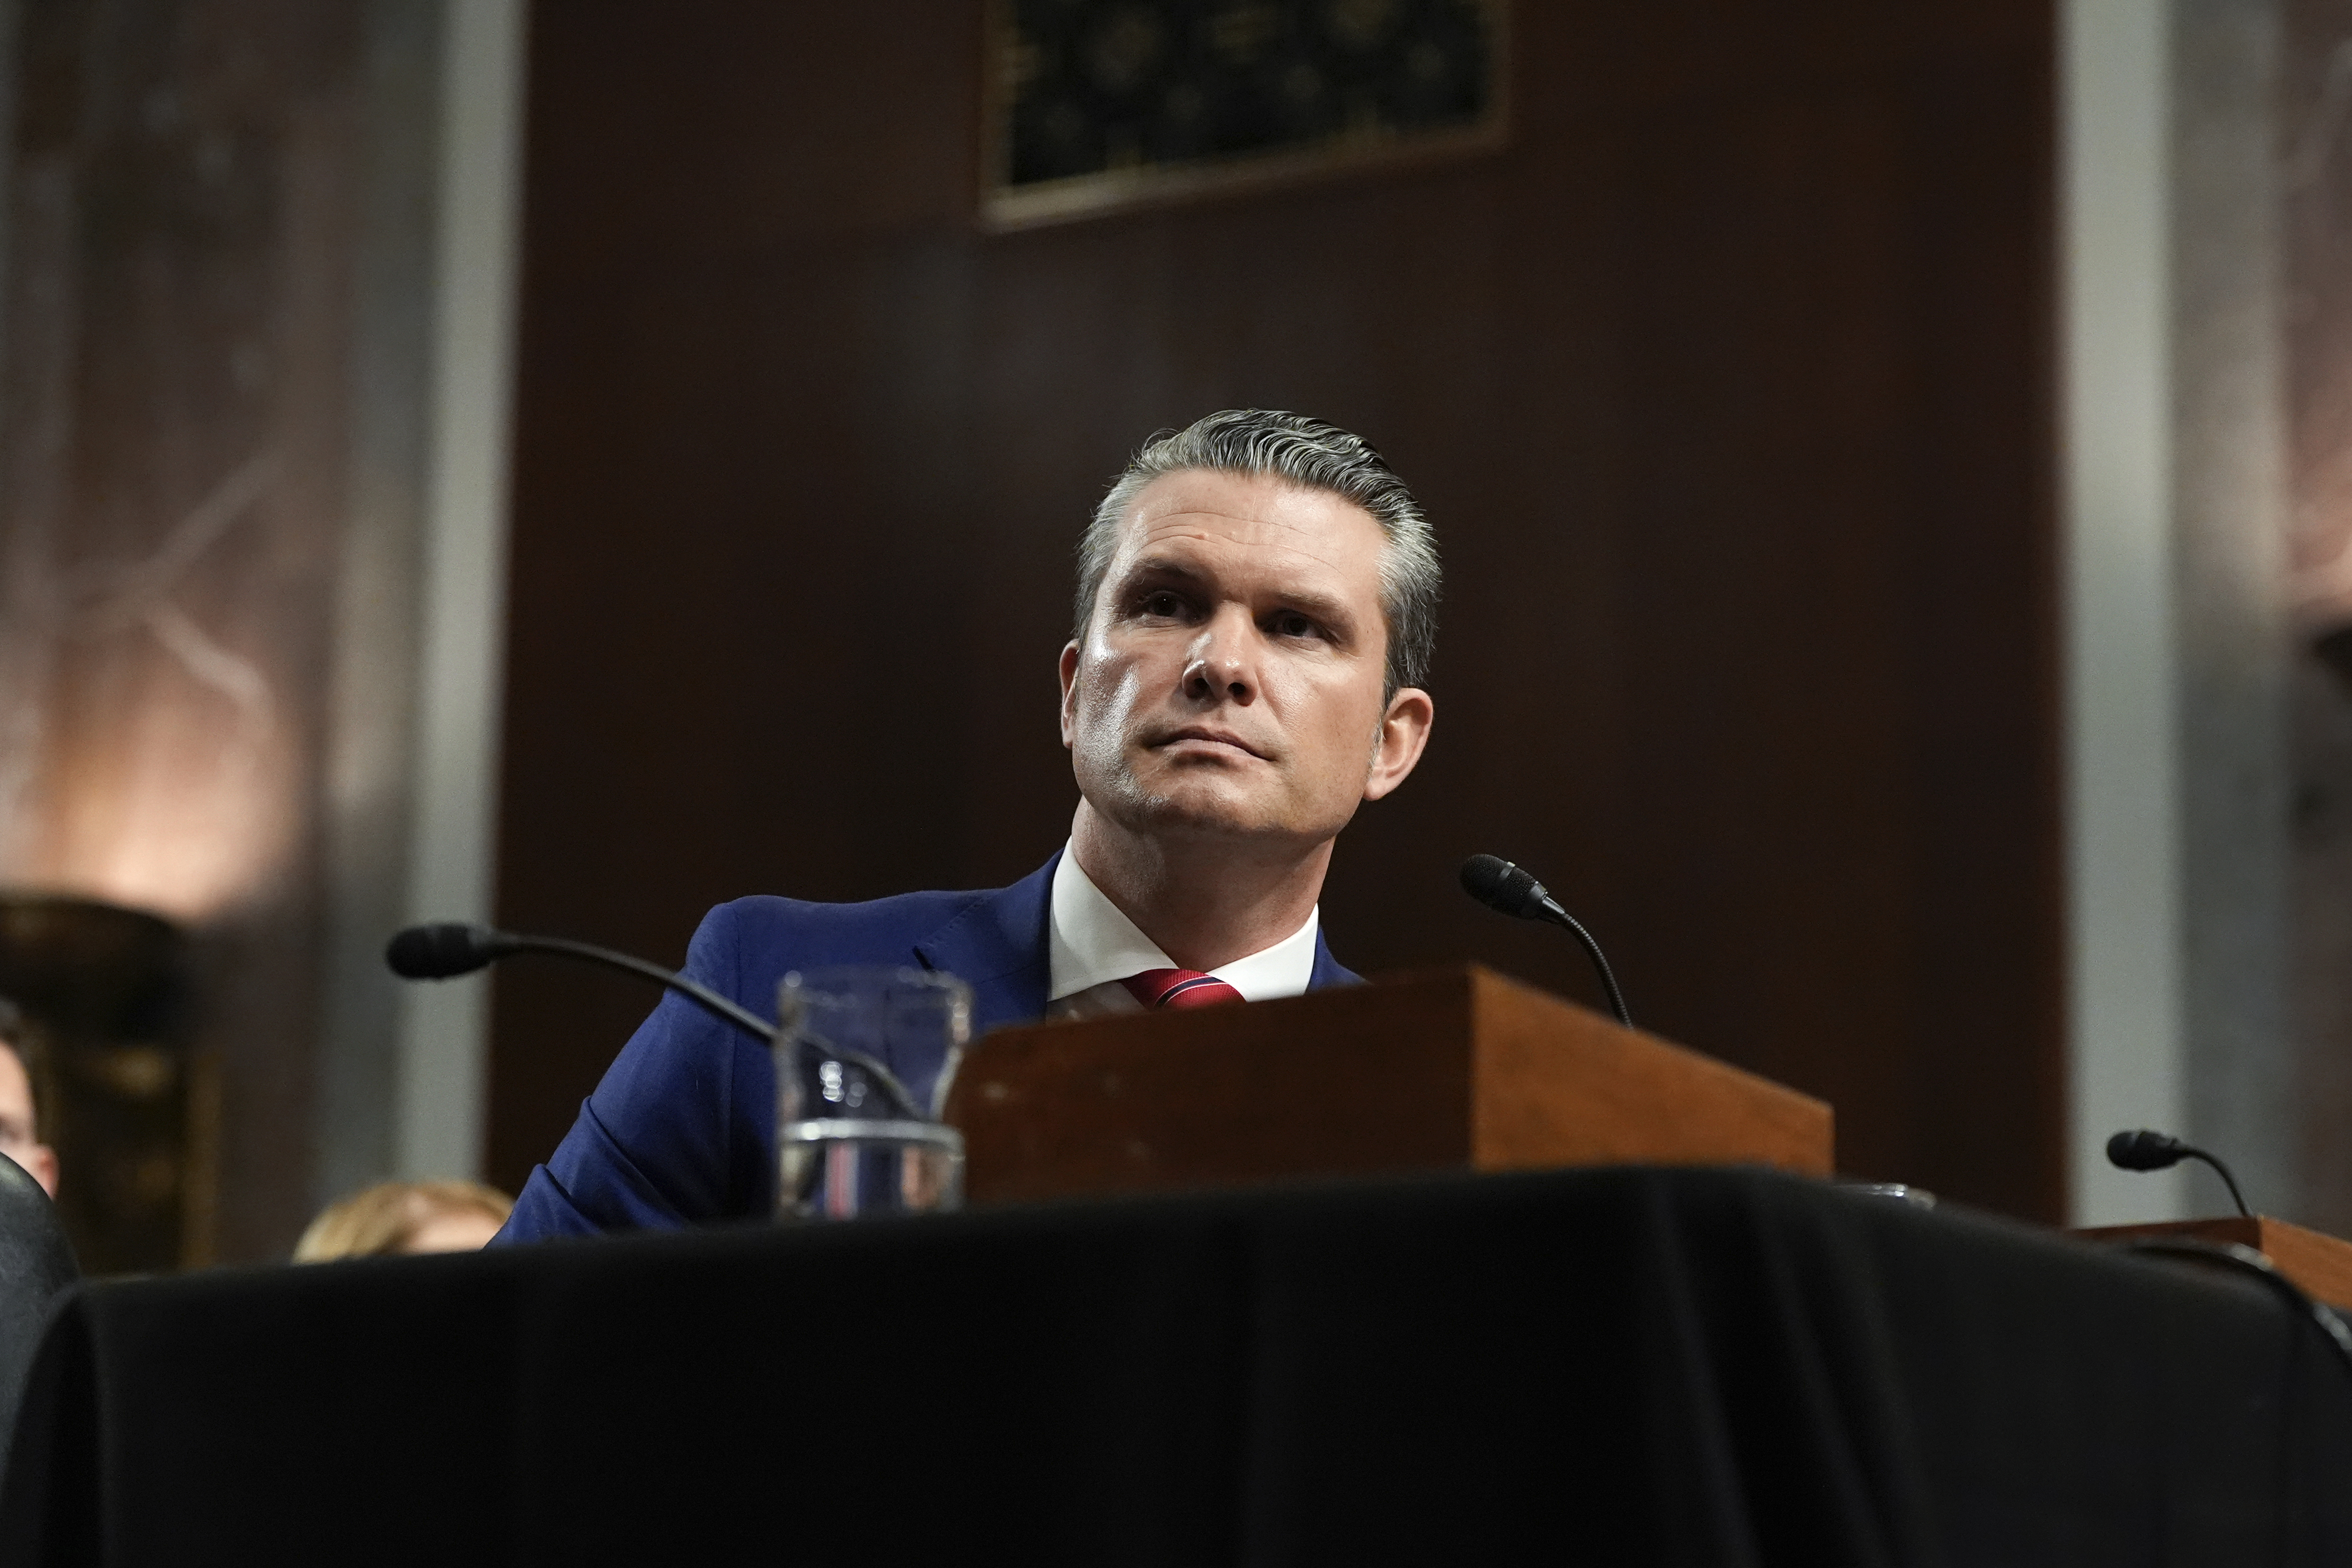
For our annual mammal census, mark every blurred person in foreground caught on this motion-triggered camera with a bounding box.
[294,1179,513,1262]
[0,999,58,1198]
[498,408,1439,1241]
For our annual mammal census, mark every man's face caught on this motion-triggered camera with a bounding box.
[1060,468,1431,848]
[0,1044,57,1198]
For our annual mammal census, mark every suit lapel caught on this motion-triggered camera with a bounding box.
[912,851,1057,1034]
[1308,928,1362,989]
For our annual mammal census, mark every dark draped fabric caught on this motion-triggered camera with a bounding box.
[2,1167,2348,1565]
[0,1153,74,1489]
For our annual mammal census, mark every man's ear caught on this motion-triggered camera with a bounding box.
[1058,641,1082,748]
[1363,686,1434,802]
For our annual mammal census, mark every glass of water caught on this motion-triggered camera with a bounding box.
[773,966,970,1221]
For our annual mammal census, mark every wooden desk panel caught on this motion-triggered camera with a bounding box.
[946,964,1834,1205]
[2076,1215,2352,1312]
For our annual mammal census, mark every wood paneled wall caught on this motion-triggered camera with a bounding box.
[493,2,2061,1217]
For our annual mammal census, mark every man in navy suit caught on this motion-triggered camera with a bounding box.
[498,410,1440,1239]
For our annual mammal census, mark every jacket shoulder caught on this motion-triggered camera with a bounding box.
[693,886,993,973]
[706,886,991,940]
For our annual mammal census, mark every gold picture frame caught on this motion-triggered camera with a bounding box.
[981,0,1511,232]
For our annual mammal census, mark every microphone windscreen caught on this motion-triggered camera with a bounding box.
[2106,1128,2186,1171]
[386,923,508,980]
[1460,854,1548,921]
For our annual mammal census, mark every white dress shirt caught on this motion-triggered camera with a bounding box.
[1045,842,1321,1019]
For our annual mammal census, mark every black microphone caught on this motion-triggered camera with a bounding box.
[2105,1127,2253,1218]
[1459,854,1633,1029]
[384,921,924,1119]
[386,922,522,979]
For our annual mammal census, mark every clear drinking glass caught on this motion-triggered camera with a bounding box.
[773,966,970,1221]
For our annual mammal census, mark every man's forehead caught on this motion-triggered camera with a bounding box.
[1113,471,1385,571]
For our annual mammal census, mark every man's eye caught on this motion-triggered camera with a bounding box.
[1139,591,1186,617]
[1271,612,1320,639]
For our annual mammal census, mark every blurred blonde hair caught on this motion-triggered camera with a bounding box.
[293,1179,513,1263]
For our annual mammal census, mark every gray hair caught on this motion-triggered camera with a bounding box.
[1074,410,1440,697]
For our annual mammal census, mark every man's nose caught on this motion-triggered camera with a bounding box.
[1183,607,1258,703]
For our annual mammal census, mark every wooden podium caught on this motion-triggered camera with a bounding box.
[943,963,1833,1205]
[2076,1216,2352,1312]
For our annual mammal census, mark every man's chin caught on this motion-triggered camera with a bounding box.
[1108,777,1287,840]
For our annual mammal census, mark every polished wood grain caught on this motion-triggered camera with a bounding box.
[2076,1215,2352,1313]
[944,963,1832,1204]
[1467,968,1833,1173]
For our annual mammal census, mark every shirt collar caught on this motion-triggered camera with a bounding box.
[1046,841,1321,1003]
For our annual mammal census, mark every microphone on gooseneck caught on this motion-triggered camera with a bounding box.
[2105,1128,2254,1218]
[385,922,524,980]
[384,920,925,1119]
[1459,855,1633,1030]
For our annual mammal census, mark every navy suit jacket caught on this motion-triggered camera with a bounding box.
[496,851,1361,1242]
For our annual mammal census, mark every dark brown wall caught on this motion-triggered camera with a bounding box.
[494,2,2061,1217]
[2286,0,2352,1236]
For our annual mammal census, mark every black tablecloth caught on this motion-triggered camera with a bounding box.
[0,1166,2347,1566]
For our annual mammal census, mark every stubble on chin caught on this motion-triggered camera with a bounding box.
[1083,741,1281,841]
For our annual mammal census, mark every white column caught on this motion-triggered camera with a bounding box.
[2062,0,2189,1223]
[394,0,527,1179]
[2171,0,2293,1225]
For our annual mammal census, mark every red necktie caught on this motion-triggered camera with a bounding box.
[1123,968,1245,1010]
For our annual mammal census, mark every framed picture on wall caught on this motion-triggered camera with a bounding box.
[982,0,1510,230]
